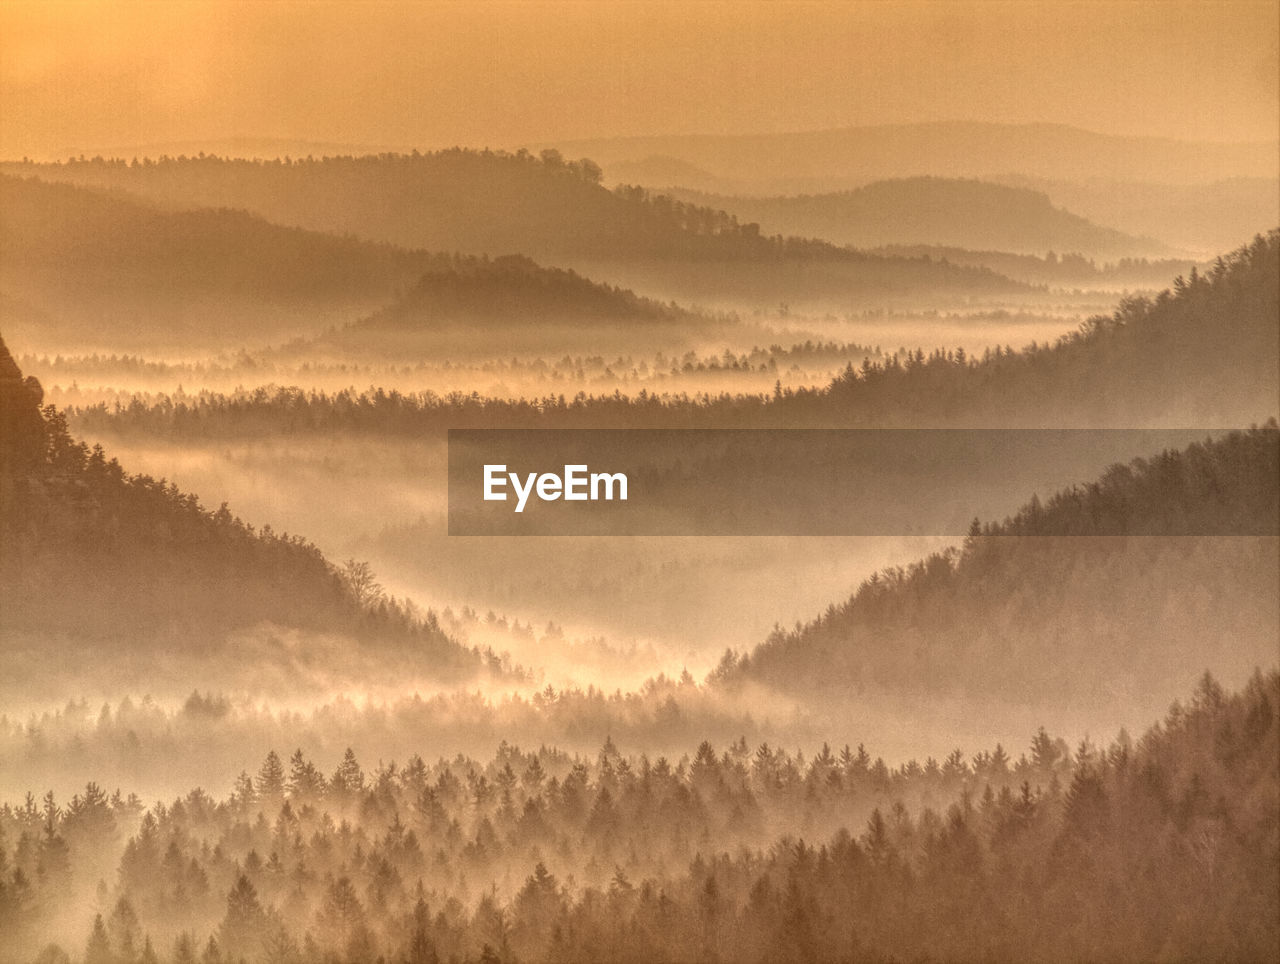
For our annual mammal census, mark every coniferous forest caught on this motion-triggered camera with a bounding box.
[1,4,1278,962]
[3,670,1276,964]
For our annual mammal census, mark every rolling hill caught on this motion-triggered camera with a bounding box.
[307,252,714,358]
[351,253,691,329]
[866,246,1200,288]
[0,152,868,262]
[661,178,1170,259]
[716,425,1279,717]
[0,174,430,351]
[79,232,1280,434]
[991,175,1280,258]
[0,153,1026,310]
[0,175,726,355]
[555,121,1279,191]
[760,231,1279,429]
[0,336,494,701]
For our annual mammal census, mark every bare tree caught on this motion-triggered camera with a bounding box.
[341,559,383,607]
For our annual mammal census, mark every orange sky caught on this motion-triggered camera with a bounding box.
[2,0,1277,158]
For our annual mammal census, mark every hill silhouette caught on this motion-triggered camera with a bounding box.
[991,175,1280,257]
[716,425,1279,709]
[80,232,1280,434]
[662,178,1169,258]
[0,175,728,355]
[0,151,855,262]
[0,152,1026,309]
[357,254,688,327]
[867,246,1199,288]
[304,252,713,358]
[0,174,430,351]
[0,336,493,701]
[556,121,1279,190]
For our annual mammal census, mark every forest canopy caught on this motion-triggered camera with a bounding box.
[1,671,1275,963]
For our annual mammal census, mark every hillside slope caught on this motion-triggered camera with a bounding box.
[305,252,714,358]
[0,336,491,701]
[992,175,1280,257]
[664,178,1168,258]
[867,246,1199,288]
[0,174,431,351]
[719,426,1279,710]
[0,175,723,355]
[0,153,1025,309]
[0,152,864,262]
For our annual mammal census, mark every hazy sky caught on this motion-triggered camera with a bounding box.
[2,1,1277,158]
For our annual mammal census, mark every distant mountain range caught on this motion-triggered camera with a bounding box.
[0,175,700,354]
[555,121,1279,188]
[0,155,1027,326]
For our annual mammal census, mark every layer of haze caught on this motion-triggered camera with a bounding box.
[2,0,1277,159]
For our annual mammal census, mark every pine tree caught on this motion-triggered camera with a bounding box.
[219,874,267,960]
[287,749,326,800]
[84,915,112,964]
[257,750,286,800]
[331,749,365,796]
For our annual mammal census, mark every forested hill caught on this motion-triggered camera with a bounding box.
[0,153,1014,282]
[74,232,1280,435]
[0,337,491,699]
[0,152,851,261]
[350,254,693,329]
[0,175,714,353]
[662,178,1168,258]
[0,175,429,348]
[717,425,1279,704]
[797,230,1279,427]
[867,245,1199,288]
[298,252,709,358]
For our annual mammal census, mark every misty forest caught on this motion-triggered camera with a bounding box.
[2,14,1280,961]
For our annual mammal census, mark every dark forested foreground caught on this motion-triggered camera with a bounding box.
[1,671,1275,963]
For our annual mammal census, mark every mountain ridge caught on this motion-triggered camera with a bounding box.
[657,177,1171,258]
[551,120,1280,186]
